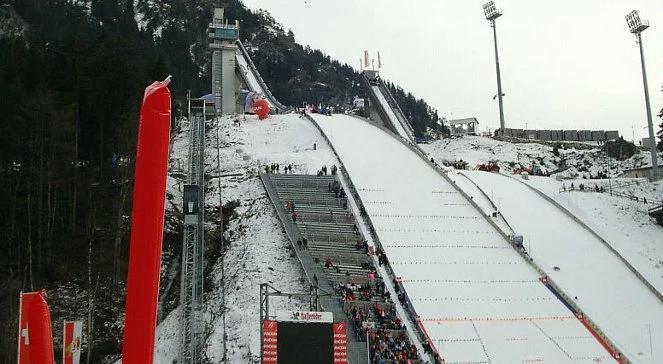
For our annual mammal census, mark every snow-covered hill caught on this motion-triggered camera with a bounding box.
[424,135,663,362]
[149,123,663,363]
[424,135,663,289]
[523,176,663,291]
[421,135,659,178]
[153,113,339,363]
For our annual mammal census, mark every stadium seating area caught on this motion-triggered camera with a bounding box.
[266,173,425,363]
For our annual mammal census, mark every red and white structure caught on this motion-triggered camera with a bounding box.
[17,290,55,364]
[62,321,82,364]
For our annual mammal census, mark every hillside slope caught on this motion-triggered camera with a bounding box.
[152,113,340,363]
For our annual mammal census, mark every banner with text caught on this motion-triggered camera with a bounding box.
[262,320,278,364]
[332,322,348,364]
[276,311,333,323]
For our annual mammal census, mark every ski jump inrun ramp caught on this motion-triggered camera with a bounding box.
[235,40,286,112]
[311,114,625,364]
[362,73,416,143]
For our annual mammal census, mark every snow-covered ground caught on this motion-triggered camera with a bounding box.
[524,176,663,293]
[424,135,663,363]
[424,136,663,293]
[446,171,516,235]
[149,119,661,363]
[421,135,660,178]
[312,114,615,363]
[153,113,339,363]
[460,170,663,363]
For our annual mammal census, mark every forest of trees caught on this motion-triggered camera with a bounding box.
[386,81,447,137]
[0,0,204,360]
[0,0,447,361]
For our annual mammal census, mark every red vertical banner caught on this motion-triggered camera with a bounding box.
[121,77,172,363]
[377,51,382,69]
[332,322,348,364]
[18,292,37,364]
[62,321,82,364]
[364,50,369,68]
[262,320,278,363]
[18,290,55,364]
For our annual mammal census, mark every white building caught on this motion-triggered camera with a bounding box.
[449,117,479,136]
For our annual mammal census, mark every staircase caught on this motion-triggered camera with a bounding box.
[262,173,421,363]
[268,174,375,282]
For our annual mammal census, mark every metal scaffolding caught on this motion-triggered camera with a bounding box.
[259,283,328,361]
[180,97,208,363]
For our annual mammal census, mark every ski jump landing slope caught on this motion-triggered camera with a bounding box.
[464,171,663,363]
[311,114,615,363]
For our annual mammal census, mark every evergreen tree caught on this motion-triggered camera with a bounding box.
[0,1,449,360]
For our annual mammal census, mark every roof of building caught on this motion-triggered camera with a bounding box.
[449,117,478,125]
[622,165,663,173]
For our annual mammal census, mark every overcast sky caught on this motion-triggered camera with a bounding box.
[241,0,663,141]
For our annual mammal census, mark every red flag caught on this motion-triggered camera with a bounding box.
[121,76,172,363]
[17,292,36,364]
[63,321,82,364]
[18,290,55,364]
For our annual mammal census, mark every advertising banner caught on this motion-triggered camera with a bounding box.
[332,322,348,364]
[276,311,333,323]
[262,320,278,364]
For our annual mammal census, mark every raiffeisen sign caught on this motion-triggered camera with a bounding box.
[276,311,333,323]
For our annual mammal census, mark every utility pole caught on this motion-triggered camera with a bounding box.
[484,1,506,131]
[626,10,658,179]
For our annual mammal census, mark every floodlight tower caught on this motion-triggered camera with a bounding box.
[626,10,658,178]
[483,1,506,131]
